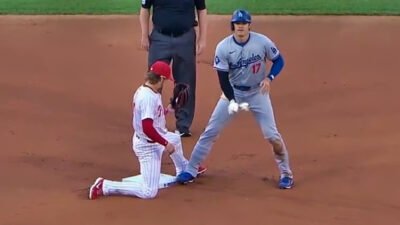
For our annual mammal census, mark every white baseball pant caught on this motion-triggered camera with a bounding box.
[102,131,188,199]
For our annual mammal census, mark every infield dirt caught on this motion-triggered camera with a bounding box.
[1,15,399,225]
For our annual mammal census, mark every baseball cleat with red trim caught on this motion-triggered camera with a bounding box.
[89,177,104,200]
[197,165,207,175]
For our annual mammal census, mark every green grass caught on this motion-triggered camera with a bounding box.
[0,0,399,15]
[0,0,138,14]
[208,0,400,15]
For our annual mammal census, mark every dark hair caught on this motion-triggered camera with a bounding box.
[145,71,162,84]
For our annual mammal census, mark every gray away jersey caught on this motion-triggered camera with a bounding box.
[213,32,280,87]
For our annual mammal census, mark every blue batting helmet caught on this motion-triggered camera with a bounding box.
[231,9,251,24]
[231,9,251,31]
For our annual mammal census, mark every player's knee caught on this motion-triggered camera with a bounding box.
[269,139,283,156]
[142,188,158,199]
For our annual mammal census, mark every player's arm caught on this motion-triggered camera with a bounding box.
[139,4,151,51]
[142,118,169,146]
[264,36,285,81]
[267,54,285,81]
[260,55,285,94]
[217,70,235,101]
[213,41,232,99]
[142,119,175,154]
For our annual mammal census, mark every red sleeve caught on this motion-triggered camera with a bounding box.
[142,119,169,146]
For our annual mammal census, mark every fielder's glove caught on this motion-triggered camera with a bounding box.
[170,83,189,110]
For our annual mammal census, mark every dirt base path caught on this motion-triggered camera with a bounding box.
[1,15,399,225]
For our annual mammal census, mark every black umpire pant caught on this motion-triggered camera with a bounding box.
[148,28,196,134]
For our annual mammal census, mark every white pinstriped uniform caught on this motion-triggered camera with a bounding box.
[133,85,168,138]
[101,85,188,199]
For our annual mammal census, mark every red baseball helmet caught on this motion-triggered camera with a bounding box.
[150,61,174,81]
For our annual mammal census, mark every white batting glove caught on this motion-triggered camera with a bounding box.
[228,99,239,115]
[239,102,249,111]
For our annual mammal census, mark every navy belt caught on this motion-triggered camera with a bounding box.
[233,84,260,91]
[233,85,251,91]
[136,134,155,143]
[156,28,190,37]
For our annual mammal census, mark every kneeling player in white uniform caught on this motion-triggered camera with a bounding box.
[88,61,205,199]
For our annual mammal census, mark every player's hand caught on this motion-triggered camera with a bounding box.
[164,143,175,155]
[239,102,249,111]
[228,99,239,114]
[260,78,271,94]
[196,38,206,55]
[164,104,175,115]
[141,35,150,51]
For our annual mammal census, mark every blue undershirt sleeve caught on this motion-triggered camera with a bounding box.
[267,54,285,81]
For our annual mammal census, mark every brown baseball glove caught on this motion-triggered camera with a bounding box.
[170,83,189,110]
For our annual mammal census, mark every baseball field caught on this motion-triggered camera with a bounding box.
[1,0,400,15]
[1,1,400,225]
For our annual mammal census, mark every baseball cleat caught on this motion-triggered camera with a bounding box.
[176,172,195,184]
[197,165,207,175]
[278,175,294,189]
[89,177,104,200]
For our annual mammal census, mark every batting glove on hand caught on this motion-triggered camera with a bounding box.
[228,99,239,115]
[239,102,249,111]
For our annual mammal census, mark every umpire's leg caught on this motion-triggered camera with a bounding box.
[171,29,197,134]
[148,29,174,75]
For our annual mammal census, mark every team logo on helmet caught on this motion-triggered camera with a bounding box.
[231,9,251,23]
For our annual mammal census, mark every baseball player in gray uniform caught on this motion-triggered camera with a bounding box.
[176,9,294,189]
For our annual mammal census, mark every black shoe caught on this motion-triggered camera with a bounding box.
[175,130,192,137]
